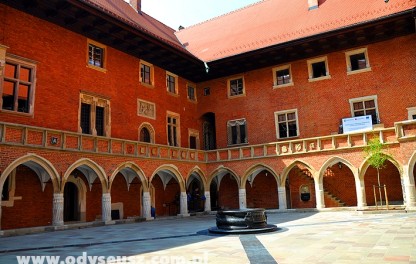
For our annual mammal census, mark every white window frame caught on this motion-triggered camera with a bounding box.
[1,53,37,115]
[166,71,178,95]
[307,56,331,82]
[167,111,180,147]
[188,128,200,149]
[227,76,245,98]
[140,60,154,87]
[274,109,299,139]
[273,64,294,88]
[349,95,379,124]
[87,39,107,72]
[345,47,371,75]
[79,92,111,137]
[138,122,155,143]
[187,82,197,102]
[227,118,248,146]
[407,107,416,120]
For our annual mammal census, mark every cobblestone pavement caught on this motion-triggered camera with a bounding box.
[1,211,415,263]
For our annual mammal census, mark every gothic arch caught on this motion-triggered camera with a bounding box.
[0,153,60,193]
[186,166,207,192]
[207,166,240,189]
[359,155,403,181]
[138,122,155,143]
[150,164,185,192]
[318,156,357,183]
[62,158,108,193]
[241,163,279,189]
[281,159,317,185]
[108,162,148,192]
[406,150,416,186]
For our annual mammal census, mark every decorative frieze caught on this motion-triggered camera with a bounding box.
[138,99,156,119]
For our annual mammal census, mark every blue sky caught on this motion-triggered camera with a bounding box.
[141,0,261,30]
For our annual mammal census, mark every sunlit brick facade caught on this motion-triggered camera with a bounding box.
[0,0,415,233]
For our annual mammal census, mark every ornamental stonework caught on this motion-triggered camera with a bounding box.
[138,99,156,119]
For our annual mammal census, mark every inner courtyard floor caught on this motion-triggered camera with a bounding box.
[1,211,415,264]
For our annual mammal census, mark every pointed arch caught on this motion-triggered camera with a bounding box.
[241,163,279,189]
[108,162,148,192]
[359,155,403,181]
[281,159,317,185]
[207,166,240,188]
[62,158,108,193]
[186,166,207,192]
[318,156,357,182]
[0,153,60,193]
[150,164,185,192]
[407,150,416,186]
[138,122,155,143]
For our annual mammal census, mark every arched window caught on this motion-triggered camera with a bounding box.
[140,127,151,143]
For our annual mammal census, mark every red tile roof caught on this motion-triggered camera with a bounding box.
[175,0,415,62]
[80,0,185,51]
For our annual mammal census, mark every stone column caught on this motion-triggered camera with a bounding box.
[142,191,152,220]
[52,193,64,226]
[403,165,416,209]
[355,172,367,209]
[102,193,112,223]
[239,188,247,209]
[314,179,325,209]
[278,186,287,210]
[204,191,211,212]
[179,192,190,216]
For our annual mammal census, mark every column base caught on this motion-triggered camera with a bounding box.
[145,217,155,221]
[177,213,190,217]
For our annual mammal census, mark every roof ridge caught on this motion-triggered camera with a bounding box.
[177,0,267,31]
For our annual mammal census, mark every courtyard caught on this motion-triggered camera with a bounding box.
[0,211,415,264]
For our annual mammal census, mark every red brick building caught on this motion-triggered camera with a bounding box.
[0,0,415,232]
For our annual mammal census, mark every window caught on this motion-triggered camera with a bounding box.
[1,55,36,114]
[87,39,106,71]
[307,56,330,81]
[166,72,178,94]
[273,65,293,88]
[275,110,299,139]
[188,129,199,149]
[228,76,245,97]
[1,169,17,207]
[203,87,210,96]
[187,84,196,102]
[167,112,180,146]
[345,48,371,74]
[407,107,416,120]
[79,92,111,136]
[349,95,379,124]
[2,176,10,201]
[140,60,154,86]
[140,127,151,143]
[227,119,248,145]
[138,123,155,143]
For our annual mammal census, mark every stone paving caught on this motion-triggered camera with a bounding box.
[0,211,415,263]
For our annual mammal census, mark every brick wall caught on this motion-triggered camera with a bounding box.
[287,168,316,209]
[0,4,199,148]
[218,175,239,209]
[246,171,278,209]
[151,176,180,217]
[323,165,357,206]
[111,174,142,219]
[197,35,416,148]
[364,160,403,205]
[2,166,53,230]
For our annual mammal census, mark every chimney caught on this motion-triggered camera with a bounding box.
[308,0,319,10]
[129,0,141,13]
